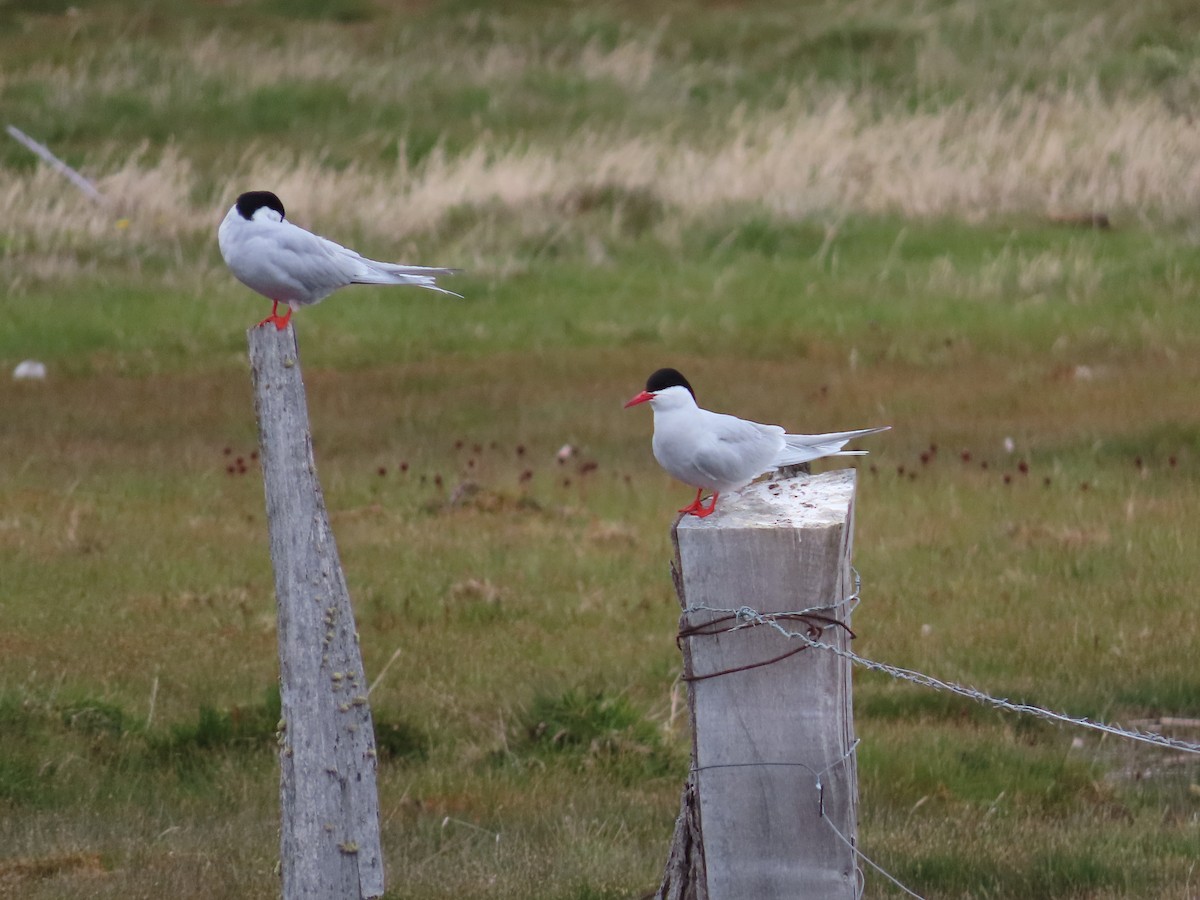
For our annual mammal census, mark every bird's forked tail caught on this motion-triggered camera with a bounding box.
[775,425,890,467]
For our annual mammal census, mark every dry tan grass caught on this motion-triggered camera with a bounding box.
[921,244,1112,303]
[4,85,1200,279]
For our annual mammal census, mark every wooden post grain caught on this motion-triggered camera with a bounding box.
[658,469,860,900]
[248,325,384,900]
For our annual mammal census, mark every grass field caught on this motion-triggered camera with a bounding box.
[2,1,1200,897]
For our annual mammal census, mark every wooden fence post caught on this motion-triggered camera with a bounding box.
[657,468,860,900]
[248,325,385,900]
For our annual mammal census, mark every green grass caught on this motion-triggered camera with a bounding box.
[2,1,1200,898]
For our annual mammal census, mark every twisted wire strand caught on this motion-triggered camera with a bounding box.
[682,595,1200,756]
[690,742,924,898]
[815,741,924,900]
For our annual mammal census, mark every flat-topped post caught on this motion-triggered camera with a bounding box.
[658,468,860,900]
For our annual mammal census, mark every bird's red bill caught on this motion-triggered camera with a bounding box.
[624,390,653,408]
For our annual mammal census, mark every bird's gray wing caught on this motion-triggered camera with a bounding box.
[256,224,362,303]
[690,413,782,487]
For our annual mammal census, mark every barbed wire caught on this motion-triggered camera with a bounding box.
[680,570,861,681]
[680,580,1200,756]
[677,571,1199,899]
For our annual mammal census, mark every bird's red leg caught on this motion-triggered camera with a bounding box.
[255,300,280,329]
[256,301,293,331]
[678,489,721,517]
[677,488,705,515]
[692,492,720,518]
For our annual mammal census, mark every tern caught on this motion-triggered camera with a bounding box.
[218,190,459,330]
[624,367,889,518]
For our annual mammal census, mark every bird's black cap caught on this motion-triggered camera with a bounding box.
[235,191,285,221]
[645,367,695,399]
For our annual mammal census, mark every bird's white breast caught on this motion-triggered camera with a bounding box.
[218,208,352,306]
[651,406,784,493]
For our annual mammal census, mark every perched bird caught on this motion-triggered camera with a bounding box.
[624,367,889,518]
[218,190,459,330]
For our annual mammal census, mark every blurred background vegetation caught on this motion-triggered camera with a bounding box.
[1,1,1199,897]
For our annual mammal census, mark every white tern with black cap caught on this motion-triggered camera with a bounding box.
[218,190,460,330]
[625,367,889,517]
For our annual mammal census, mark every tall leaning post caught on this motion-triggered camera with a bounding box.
[248,325,385,900]
[657,468,860,900]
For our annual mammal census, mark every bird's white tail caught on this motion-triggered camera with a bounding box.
[353,260,462,296]
[775,425,890,467]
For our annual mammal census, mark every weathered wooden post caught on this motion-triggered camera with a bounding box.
[248,325,384,900]
[657,468,860,900]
